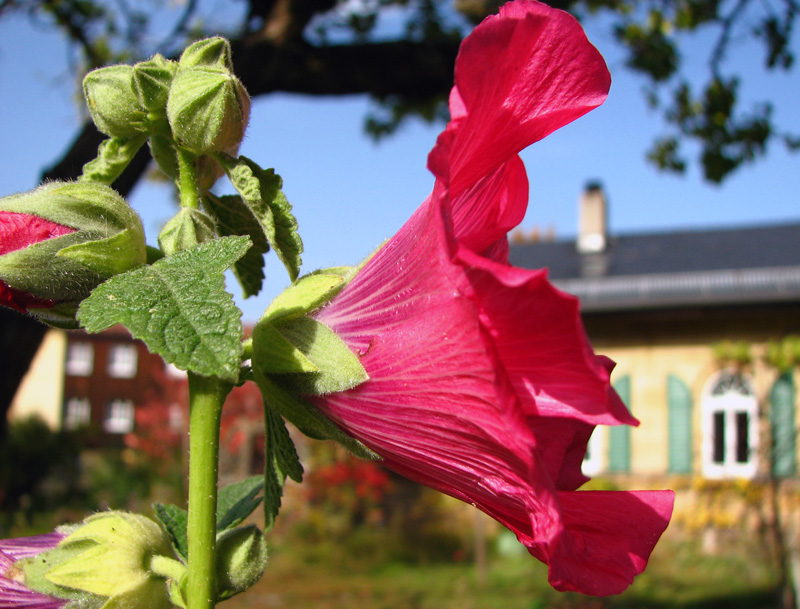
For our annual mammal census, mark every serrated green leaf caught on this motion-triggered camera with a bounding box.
[216,476,264,532]
[254,370,378,462]
[204,193,269,298]
[153,503,189,561]
[77,236,249,382]
[254,315,368,395]
[217,153,302,281]
[263,406,303,531]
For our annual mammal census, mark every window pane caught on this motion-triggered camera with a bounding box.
[104,399,134,434]
[713,411,725,463]
[64,397,90,430]
[736,412,749,463]
[108,344,137,379]
[65,343,93,376]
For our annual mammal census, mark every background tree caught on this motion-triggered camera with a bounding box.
[1,0,797,433]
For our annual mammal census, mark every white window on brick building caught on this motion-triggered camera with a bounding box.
[702,371,759,479]
[64,397,91,430]
[65,342,93,376]
[104,399,134,434]
[107,344,138,379]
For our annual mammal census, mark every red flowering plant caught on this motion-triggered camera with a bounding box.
[252,0,673,597]
[1,3,672,608]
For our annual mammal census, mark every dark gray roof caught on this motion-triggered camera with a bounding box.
[508,222,800,311]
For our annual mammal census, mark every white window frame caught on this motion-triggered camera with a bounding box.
[701,370,759,479]
[64,397,91,430]
[582,427,605,477]
[104,399,135,434]
[65,342,93,376]
[107,344,138,379]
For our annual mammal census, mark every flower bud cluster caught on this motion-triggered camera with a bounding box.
[83,37,250,165]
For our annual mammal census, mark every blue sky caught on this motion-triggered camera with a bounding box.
[1,7,798,322]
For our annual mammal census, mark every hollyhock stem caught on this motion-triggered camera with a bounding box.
[186,372,230,609]
[177,148,200,209]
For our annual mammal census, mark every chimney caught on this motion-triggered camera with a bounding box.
[577,181,607,254]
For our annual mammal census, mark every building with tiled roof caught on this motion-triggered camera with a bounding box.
[509,184,800,482]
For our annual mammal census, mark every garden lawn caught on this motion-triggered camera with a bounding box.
[226,533,777,609]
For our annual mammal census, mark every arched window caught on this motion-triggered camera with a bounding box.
[701,371,758,479]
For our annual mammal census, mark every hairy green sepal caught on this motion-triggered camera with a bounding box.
[83,65,148,139]
[158,207,216,256]
[0,181,146,302]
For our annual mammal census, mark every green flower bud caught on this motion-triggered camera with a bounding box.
[0,181,147,327]
[18,512,177,609]
[84,65,148,139]
[179,37,234,70]
[158,207,216,255]
[167,66,250,155]
[214,525,268,600]
[132,54,178,112]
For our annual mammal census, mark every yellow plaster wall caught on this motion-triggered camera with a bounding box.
[587,336,800,478]
[598,342,717,475]
[8,329,66,429]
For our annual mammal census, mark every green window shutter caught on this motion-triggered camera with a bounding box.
[770,372,796,477]
[607,375,631,472]
[667,374,694,474]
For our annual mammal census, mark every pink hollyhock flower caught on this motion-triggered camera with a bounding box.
[0,532,66,609]
[0,212,75,313]
[308,0,674,596]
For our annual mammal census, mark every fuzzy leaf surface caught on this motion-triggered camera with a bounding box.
[204,193,269,298]
[216,476,265,531]
[153,503,189,561]
[218,154,302,281]
[77,236,249,382]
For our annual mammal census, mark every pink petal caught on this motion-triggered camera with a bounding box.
[315,192,563,551]
[0,281,57,313]
[428,0,611,196]
[456,247,635,426]
[527,415,593,491]
[0,533,63,561]
[0,212,74,256]
[0,533,67,609]
[0,575,66,609]
[309,1,670,596]
[446,154,529,259]
[542,490,675,596]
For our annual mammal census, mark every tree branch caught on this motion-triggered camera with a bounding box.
[231,36,460,99]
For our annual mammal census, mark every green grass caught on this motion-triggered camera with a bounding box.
[226,530,777,609]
